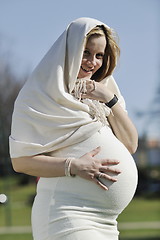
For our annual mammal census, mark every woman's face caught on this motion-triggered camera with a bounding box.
[77,35,106,79]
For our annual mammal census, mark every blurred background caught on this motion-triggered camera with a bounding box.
[0,0,160,239]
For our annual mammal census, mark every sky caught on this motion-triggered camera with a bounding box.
[0,0,159,139]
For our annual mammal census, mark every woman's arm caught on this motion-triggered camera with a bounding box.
[81,80,138,154]
[107,102,138,154]
[11,154,67,178]
[11,147,121,190]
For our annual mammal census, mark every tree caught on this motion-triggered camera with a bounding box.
[0,45,27,176]
[136,79,160,140]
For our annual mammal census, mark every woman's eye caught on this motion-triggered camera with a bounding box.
[96,53,104,59]
[83,50,90,55]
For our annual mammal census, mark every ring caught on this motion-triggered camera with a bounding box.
[97,172,103,179]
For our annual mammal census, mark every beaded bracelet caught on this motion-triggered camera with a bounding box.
[65,157,76,177]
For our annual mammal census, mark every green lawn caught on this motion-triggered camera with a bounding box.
[0,176,160,240]
[0,233,32,240]
[118,197,160,222]
[0,176,36,226]
[0,233,160,240]
[118,196,160,239]
[120,229,160,240]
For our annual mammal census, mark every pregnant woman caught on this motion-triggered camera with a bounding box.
[10,17,138,240]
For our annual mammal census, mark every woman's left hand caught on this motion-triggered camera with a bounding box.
[80,79,138,154]
[81,79,113,103]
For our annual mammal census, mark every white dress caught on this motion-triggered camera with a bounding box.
[31,125,138,240]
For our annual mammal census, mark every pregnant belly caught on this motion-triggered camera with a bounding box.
[40,126,138,216]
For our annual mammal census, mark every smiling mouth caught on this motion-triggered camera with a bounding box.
[81,66,94,73]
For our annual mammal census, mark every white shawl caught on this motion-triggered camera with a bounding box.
[9,17,126,158]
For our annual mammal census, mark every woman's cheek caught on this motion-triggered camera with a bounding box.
[96,60,103,71]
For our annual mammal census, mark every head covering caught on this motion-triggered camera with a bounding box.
[9,17,126,158]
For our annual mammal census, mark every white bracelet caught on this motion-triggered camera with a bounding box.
[65,157,76,177]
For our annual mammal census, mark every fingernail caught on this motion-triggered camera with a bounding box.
[112,178,117,182]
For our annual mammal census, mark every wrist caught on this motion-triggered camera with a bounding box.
[104,93,114,103]
[70,158,79,176]
[65,157,76,177]
[105,94,118,108]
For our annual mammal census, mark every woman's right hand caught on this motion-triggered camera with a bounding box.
[71,146,121,190]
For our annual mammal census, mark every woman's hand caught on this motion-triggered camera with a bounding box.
[79,79,138,154]
[71,146,121,190]
[81,79,114,103]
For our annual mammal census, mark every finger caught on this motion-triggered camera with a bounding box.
[81,93,87,96]
[97,172,118,182]
[85,79,93,84]
[87,81,95,92]
[101,159,120,165]
[81,93,94,98]
[92,177,108,190]
[81,93,88,99]
[101,166,121,174]
[89,146,101,157]
[101,173,118,182]
[91,80,96,92]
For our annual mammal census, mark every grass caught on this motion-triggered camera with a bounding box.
[120,229,160,239]
[0,230,160,240]
[118,197,160,222]
[118,196,160,239]
[0,176,35,226]
[0,232,159,240]
[0,176,160,240]
[0,233,32,240]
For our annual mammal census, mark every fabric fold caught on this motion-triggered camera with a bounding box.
[9,17,126,158]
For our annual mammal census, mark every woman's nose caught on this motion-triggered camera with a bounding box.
[87,56,96,66]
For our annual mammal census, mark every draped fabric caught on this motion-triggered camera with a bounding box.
[9,17,126,158]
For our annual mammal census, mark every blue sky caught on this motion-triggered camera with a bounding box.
[0,0,159,138]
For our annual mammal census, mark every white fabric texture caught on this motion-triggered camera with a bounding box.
[9,17,126,158]
[31,126,138,240]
